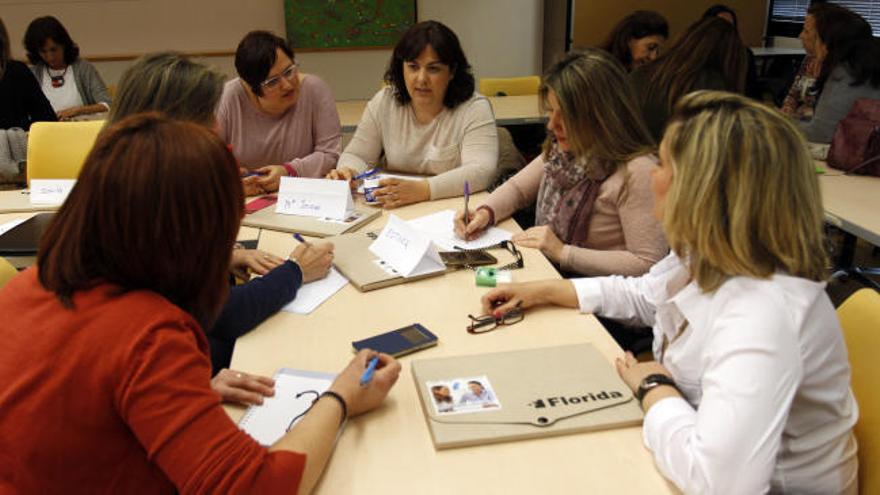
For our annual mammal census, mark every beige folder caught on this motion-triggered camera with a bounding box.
[329,230,451,292]
[412,344,643,450]
[242,206,380,238]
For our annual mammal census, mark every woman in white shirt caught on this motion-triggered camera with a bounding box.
[480,91,859,494]
[328,20,498,208]
[24,16,110,120]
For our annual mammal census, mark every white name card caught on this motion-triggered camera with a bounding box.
[30,179,76,205]
[369,214,444,277]
[276,177,353,221]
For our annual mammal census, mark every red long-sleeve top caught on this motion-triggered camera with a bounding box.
[0,268,305,493]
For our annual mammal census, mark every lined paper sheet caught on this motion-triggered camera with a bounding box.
[239,368,335,446]
[406,209,512,251]
[281,267,348,314]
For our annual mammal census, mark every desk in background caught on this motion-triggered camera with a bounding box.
[225,194,674,495]
[337,95,546,133]
[819,168,880,280]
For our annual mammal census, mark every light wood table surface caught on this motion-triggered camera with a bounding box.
[819,168,880,248]
[225,194,674,495]
[336,95,546,133]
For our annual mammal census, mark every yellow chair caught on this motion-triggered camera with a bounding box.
[26,120,105,185]
[0,257,18,289]
[837,288,880,494]
[479,76,541,97]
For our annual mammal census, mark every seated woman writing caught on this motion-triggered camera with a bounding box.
[217,31,342,194]
[0,114,400,493]
[456,49,667,278]
[109,52,334,390]
[480,91,858,494]
[24,16,111,120]
[328,20,499,208]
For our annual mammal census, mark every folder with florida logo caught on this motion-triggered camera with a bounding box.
[411,344,643,450]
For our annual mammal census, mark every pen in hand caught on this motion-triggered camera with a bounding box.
[293,232,310,247]
[360,356,380,386]
[463,181,470,226]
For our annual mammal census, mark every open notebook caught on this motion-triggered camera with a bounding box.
[239,368,335,446]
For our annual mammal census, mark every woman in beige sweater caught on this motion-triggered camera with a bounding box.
[456,49,667,277]
[328,21,498,208]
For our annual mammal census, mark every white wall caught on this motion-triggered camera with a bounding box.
[2,0,543,100]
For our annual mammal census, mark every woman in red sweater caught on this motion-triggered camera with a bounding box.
[0,114,400,493]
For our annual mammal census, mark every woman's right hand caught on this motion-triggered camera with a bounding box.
[289,241,334,283]
[481,280,579,314]
[454,207,491,241]
[328,350,401,418]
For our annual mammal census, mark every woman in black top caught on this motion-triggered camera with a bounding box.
[0,17,56,130]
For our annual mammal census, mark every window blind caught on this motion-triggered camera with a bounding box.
[770,0,880,35]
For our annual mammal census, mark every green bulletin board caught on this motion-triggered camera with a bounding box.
[285,0,416,50]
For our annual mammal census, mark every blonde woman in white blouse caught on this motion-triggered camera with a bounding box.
[480,91,858,494]
[327,21,498,208]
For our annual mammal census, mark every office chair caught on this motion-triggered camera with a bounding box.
[837,288,880,494]
[26,120,105,185]
[479,76,541,97]
[0,257,18,289]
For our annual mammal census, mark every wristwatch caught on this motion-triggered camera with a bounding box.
[635,374,680,404]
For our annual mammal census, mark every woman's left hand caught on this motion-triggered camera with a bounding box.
[372,178,430,209]
[615,351,674,394]
[230,248,285,279]
[211,369,276,406]
[512,226,565,263]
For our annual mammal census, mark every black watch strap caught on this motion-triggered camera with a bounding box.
[636,374,680,403]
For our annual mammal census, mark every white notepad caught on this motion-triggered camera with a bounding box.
[281,267,348,315]
[239,368,335,446]
[406,209,513,251]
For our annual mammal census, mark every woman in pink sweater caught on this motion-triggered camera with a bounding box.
[456,49,667,276]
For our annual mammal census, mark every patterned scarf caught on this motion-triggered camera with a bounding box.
[535,142,612,247]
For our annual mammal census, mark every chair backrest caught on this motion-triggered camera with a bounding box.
[0,257,18,289]
[837,288,880,494]
[26,120,105,185]
[479,76,541,97]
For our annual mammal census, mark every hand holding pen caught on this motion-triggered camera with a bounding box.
[326,350,402,419]
[453,181,492,241]
[289,233,335,283]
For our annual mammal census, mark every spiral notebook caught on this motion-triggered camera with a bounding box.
[238,368,335,446]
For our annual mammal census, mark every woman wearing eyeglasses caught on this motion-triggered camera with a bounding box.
[327,21,499,209]
[217,31,342,194]
[480,91,858,494]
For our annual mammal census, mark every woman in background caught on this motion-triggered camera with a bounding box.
[600,10,669,72]
[0,113,400,493]
[480,91,858,494]
[456,49,667,278]
[217,30,341,194]
[24,16,110,120]
[109,52,334,390]
[701,4,760,99]
[781,3,880,143]
[329,20,498,208]
[0,17,55,131]
[630,16,747,140]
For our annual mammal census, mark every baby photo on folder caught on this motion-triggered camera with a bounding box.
[275,177,354,221]
[368,214,445,277]
[412,344,644,450]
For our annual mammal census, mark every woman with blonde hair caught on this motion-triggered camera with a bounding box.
[479,91,858,494]
[456,49,667,277]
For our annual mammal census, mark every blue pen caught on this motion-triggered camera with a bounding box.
[293,233,311,249]
[360,356,380,386]
[353,167,379,181]
[242,171,261,178]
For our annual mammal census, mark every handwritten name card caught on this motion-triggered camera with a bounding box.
[369,215,444,277]
[29,179,76,205]
[276,177,353,221]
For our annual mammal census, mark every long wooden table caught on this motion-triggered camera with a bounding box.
[820,168,880,249]
[336,95,546,133]
[225,195,674,495]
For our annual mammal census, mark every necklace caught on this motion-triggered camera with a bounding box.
[49,66,68,88]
